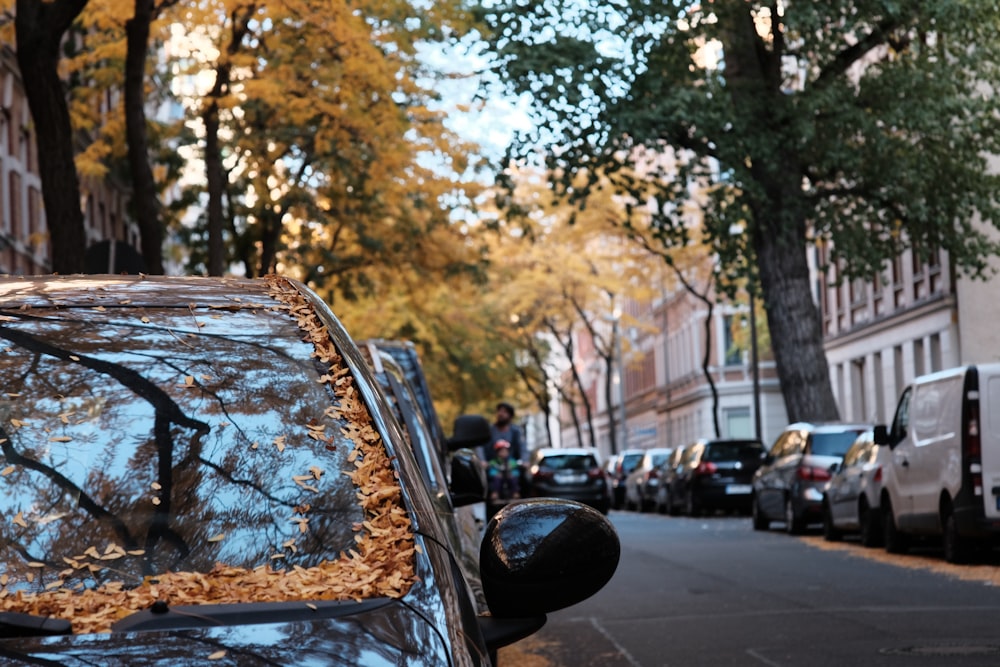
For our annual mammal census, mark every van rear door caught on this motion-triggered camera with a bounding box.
[979,367,1000,520]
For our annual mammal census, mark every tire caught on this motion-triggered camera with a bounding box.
[752,494,769,531]
[859,500,883,548]
[667,490,681,517]
[822,499,841,542]
[943,510,973,564]
[686,492,701,518]
[785,496,805,535]
[882,497,909,554]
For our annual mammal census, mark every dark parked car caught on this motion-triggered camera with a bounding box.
[753,422,871,534]
[661,439,766,516]
[610,448,646,509]
[0,275,620,665]
[526,447,612,514]
[623,447,673,512]
[654,445,688,514]
[821,430,886,546]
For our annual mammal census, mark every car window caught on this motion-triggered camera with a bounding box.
[810,430,866,457]
[651,452,671,467]
[540,454,598,470]
[620,453,643,473]
[706,442,764,461]
[891,387,913,440]
[0,280,416,633]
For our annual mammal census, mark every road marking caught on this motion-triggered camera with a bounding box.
[588,617,644,667]
[746,648,784,667]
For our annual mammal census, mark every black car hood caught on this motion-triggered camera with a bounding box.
[0,598,450,666]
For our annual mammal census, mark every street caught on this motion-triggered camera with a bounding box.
[501,511,1000,666]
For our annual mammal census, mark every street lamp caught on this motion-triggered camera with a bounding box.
[612,308,628,454]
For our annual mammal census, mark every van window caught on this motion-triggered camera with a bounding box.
[891,387,912,440]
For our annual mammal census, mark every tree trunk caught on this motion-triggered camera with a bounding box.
[753,216,840,423]
[15,0,89,274]
[203,100,225,275]
[124,0,164,274]
[718,0,840,423]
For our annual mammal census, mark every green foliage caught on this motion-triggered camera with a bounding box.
[479,0,1000,282]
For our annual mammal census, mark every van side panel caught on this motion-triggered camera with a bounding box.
[908,375,964,520]
[981,372,1000,521]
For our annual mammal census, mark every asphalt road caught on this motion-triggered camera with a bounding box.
[502,511,1000,667]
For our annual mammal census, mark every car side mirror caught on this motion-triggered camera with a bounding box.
[873,425,890,447]
[449,448,487,507]
[828,462,840,474]
[479,498,620,618]
[447,414,491,452]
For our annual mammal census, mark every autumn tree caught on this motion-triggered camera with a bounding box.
[478,0,1000,423]
[174,0,485,286]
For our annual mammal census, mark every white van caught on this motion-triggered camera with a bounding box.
[874,363,1000,563]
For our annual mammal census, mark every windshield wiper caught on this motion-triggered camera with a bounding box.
[111,597,395,633]
[0,612,71,639]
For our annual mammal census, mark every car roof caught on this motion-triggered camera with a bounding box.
[784,421,872,433]
[535,447,600,458]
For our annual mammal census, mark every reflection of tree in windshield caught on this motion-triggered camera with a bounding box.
[0,277,418,633]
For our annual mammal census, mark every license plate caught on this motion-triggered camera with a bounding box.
[555,473,587,485]
[725,484,752,495]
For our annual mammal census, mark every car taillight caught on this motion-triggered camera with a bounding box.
[966,390,983,496]
[796,465,831,482]
[533,468,554,482]
[873,466,882,483]
[647,468,660,480]
[695,462,717,476]
[588,467,604,479]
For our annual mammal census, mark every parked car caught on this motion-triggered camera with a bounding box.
[821,430,886,546]
[664,439,766,516]
[655,445,689,514]
[875,364,1000,563]
[0,275,620,665]
[752,422,871,534]
[610,448,646,510]
[526,447,612,514]
[623,447,674,512]
[362,341,487,610]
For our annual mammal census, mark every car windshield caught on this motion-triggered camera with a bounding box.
[620,453,643,472]
[706,442,765,461]
[651,453,671,467]
[0,277,416,633]
[541,454,598,470]
[811,430,866,457]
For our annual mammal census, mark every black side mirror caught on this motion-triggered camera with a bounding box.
[447,414,491,452]
[449,448,486,507]
[873,424,890,447]
[480,498,620,618]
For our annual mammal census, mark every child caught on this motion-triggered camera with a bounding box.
[487,439,520,501]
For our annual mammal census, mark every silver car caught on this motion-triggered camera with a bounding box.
[822,430,886,546]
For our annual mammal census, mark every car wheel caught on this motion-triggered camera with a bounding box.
[784,496,805,535]
[686,493,701,518]
[859,500,883,548]
[943,509,973,564]
[752,494,769,531]
[822,499,841,542]
[882,497,909,554]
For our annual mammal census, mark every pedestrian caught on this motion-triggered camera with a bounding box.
[489,401,524,463]
[487,439,521,501]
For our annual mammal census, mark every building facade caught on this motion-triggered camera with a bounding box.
[0,47,137,275]
[559,284,789,462]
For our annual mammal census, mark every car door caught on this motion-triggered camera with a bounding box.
[757,432,792,518]
[886,386,915,520]
[829,439,864,525]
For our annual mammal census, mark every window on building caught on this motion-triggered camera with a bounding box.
[724,407,752,439]
[722,315,742,366]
